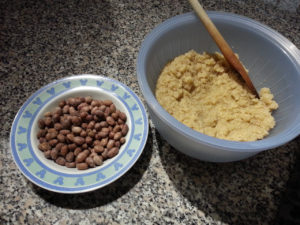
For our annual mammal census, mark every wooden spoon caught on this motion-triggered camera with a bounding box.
[188,0,259,98]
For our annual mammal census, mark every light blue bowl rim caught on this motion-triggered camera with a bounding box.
[137,11,300,153]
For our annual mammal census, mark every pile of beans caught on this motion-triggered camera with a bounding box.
[37,96,129,170]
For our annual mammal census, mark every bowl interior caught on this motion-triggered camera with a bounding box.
[140,12,300,141]
[31,86,132,174]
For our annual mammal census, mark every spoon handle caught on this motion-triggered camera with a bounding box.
[189,0,259,98]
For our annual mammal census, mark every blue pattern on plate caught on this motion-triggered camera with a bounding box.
[114,162,123,171]
[134,134,141,141]
[18,126,26,134]
[24,158,33,167]
[36,169,46,178]
[96,172,106,181]
[53,177,64,185]
[47,87,55,95]
[135,118,142,125]
[23,111,32,118]
[111,84,118,91]
[17,143,27,151]
[63,82,71,88]
[123,92,130,99]
[127,149,135,157]
[131,104,138,111]
[80,79,87,85]
[33,97,42,105]
[96,80,104,86]
[75,177,85,186]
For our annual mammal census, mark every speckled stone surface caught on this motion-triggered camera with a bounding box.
[1,0,300,224]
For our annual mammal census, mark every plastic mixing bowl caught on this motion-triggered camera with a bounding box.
[137,11,300,162]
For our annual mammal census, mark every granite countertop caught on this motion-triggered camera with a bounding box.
[1,0,300,224]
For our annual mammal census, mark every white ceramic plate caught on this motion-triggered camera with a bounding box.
[10,74,149,193]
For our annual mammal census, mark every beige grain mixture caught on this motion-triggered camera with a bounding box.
[155,50,278,141]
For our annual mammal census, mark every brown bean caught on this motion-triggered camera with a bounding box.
[101,127,110,133]
[52,113,60,123]
[72,126,82,134]
[52,107,62,116]
[60,145,69,156]
[73,136,85,145]
[68,143,77,151]
[107,147,119,158]
[91,107,98,115]
[79,111,87,119]
[94,145,104,153]
[48,128,57,133]
[85,157,95,168]
[54,123,63,131]
[37,129,47,138]
[71,116,82,125]
[61,118,71,129]
[77,162,88,170]
[100,137,108,147]
[93,155,103,166]
[113,132,122,141]
[103,100,113,106]
[109,131,115,139]
[65,162,76,168]
[87,121,95,129]
[85,96,93,103]
[98,131,108,138]
[38,119,45,129]
[113,125,121,133]
[101,148,109,159]
[75,152,86,163]
[44,117,53,127]
[50,149,58,160]
[45,132,57,141]
[49,139,58,147]
[76,150,89,163]
[44,150,51,159]
[55,143,64,151]
[99,105,106,112]
[56,157,66,166]
[85,136,93,146]
[111,112,119,120]
[91,100,99,107]
[62,105,70,114]
[107,139,115,150]
[59,100,66,108]
[95,110,104,118]
[121,124,129,136]
[82,143,88,149]
[110,104,116,113]
[57,134,65,143]
[39,137,46,143]
[74,147,82,156]
[80,105,90,113]
[85,114,93,122]
[66,133,74,142]
[117,118,125,125]
[38,142,51,151]
[65,152,75,162]
[106,116,115,126]
[99,121,108,128]
[67,97,76,106]
[44,111,52,117]
[120,137,126,144]
[60,129,70,135]
[104,107,111,116]
[114,141,120,148]
[119,112,127,122]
